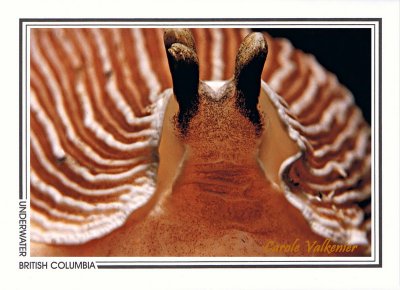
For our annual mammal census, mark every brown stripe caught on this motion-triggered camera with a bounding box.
[221,29,237,80]
[277,51,307,103]
[262,34,281,83]
[310,127,365,165]
[31,203,91,225]
[334,176,371,202]
[193,28,212,80]
[36,29,150,159]
[81,29,144,133]
[191,29,206,80]
[287,153,370,194]
[30,110,146,186]
[30,147,125,203]
[30,75,146,172]
[48,29,145,145]
[31,186,118,218]
[99,29,144,117]
[295,75,335,126]
[70,30,145,143]
[305,107,358,149]
[297,84,349,126]
[120,28,151,111]
[142,28,172,91]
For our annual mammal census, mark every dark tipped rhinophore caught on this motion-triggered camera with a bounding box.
[164,29,200,134]
[234,32,268,133]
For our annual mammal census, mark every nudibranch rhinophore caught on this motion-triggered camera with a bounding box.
[30,28,371,256]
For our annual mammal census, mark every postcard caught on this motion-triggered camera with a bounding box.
[17,19,381,269]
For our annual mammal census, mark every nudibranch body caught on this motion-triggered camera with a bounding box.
[29,28,371,256]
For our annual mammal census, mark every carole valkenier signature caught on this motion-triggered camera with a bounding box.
[264,239,359,255]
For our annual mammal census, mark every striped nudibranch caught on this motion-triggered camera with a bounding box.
[30,27,371,253]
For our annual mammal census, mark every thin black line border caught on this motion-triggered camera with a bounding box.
[19,18,382,269]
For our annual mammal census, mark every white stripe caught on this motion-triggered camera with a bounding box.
[77,76,157,151]
[31,209,126,244]
[308,54,327,84]
[30,34,139,166]
[111,29,144,108]
[315,206,364,227]
[286,76,355,135]
[31,170,124,212]
[53,29,81,69]
[211,28,224,80]
[289,76,318,115]
[105,76,155,125]
[306,155,371,191]
[132,29,162,102]
[287,53,327,116]
[31,133,153,184]
[308,127,370,177]
[31,197,87,222]
[92,29,153,125]
[333,183,371,204]
[341,207,365,227]
[315,206,337,215]
[282,185,368,245]
[33,35,156,155]
[72,29,155,139]
[31,178,154,244]
[52,29,158,138]
[91,29,112,72]
[30,91,65,159]
[289,93,354,135]
[268,39,295,91]
[313,109,363,158]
